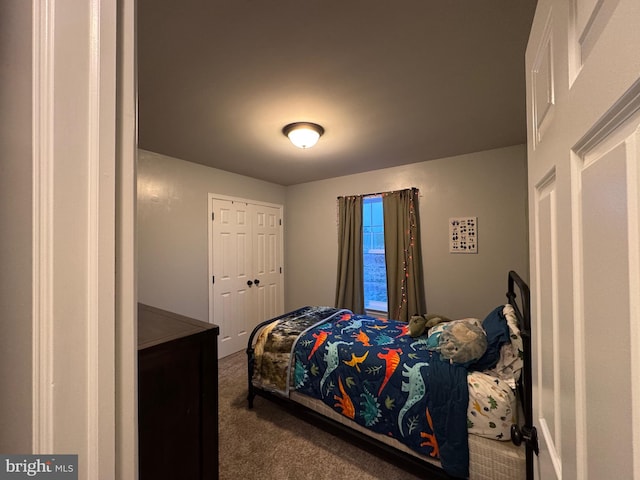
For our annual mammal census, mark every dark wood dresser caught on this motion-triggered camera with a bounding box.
[138,303,219,480]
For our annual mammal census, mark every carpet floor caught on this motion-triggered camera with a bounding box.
[218,350,443,480]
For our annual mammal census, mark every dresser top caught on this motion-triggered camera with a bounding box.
[138,303,219,350]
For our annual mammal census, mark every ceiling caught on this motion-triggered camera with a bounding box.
[137,1,537,186]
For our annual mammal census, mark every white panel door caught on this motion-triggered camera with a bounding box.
[526,1,640,479]
[211,198,253,358]
[209,196,284,358]
[252,204,283,322]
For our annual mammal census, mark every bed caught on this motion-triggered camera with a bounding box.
[246,271,536,479]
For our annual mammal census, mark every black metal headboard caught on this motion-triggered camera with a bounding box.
[506,270,538,480]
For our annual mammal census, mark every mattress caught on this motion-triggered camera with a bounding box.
[290,390,525,480]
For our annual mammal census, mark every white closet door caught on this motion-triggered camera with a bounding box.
[209,195,284,358]
[526,0,640,478]
[252,204,283,322]
[211,198,253,358]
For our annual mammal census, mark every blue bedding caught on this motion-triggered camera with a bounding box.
[292,312,470,478]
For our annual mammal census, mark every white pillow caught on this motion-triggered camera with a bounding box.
[467,371,517,440]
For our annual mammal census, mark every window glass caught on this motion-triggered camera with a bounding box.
[363,196,387,312]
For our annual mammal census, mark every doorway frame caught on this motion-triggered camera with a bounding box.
[31,0,137,477]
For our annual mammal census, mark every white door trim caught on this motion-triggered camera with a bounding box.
[31,1,135,478]
[208,193,283,211]
[32,0,55,453]
[87,1,117,475]
[115,0,139,477]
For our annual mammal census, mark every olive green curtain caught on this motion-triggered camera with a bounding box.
[335,195,365,313]
[383,188,426,321]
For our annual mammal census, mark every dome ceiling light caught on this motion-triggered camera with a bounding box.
[282,122,325,149]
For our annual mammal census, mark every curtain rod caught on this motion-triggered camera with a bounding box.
[337,187,419,200]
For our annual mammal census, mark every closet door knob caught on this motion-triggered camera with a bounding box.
[254,279,260,285]
[247,280,253,287]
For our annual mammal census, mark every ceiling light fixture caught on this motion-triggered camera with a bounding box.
[282,122,325,149]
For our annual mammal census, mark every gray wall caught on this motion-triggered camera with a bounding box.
[138,145,528,324]
[137,150,286,321]
[0,0,33,452]
[284,145,529,319]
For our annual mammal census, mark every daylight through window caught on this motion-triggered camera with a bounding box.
[363,196,387,313]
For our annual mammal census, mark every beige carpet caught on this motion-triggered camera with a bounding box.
[218,351,447,480]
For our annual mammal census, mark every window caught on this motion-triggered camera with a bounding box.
[362,196,387,312]
[336,188,423,320]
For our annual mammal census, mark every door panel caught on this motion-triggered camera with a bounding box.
[210,196,284,358]
[527,0,640,478]
[252,204,282,321]
[533,173,562,479]
[211,199,252,358]
[572,0,620,65]
[579,129,637,480]
[531,14,555,147]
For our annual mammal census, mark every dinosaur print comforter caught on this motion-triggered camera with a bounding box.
[290,311,470,478]
[251,308,479,478]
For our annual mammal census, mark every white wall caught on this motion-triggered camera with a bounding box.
[137,150,287,321]
[0,0,33,453]
[285,145,529,320]
[138,145,528,322]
